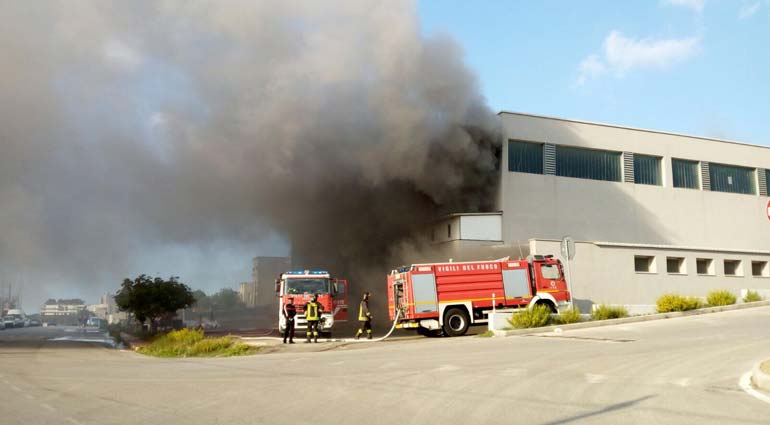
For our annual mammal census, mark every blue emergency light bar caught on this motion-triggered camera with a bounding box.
[285,270,329,275]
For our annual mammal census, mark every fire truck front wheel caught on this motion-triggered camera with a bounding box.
[442,308,470,337]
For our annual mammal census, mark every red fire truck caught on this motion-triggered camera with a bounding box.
[276,270,348,337]
[387,255,571,337]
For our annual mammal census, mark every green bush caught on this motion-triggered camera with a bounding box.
[591,305,628,320]
[138,328,256,357]
[656,293,702,313]
[743,290,763,303]
[507,305,552,329]
[706,290,736,306]
[556,307,582,324]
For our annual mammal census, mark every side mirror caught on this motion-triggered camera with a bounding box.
[275,279,281,294]
[332,282,339,296]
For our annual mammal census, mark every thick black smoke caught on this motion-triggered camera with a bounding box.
[0,1,500,308]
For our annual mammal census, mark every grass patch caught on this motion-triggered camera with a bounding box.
[507,305,552,329]
[743,290,763,303]
[706,290,736,307]
[656,293,702,313]
[591,305,628,320]
[555,307,582,324]
[477,330,495,338]
[138,328,257,358]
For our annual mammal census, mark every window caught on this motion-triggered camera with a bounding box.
[724,260,743,276]
[634,256,656,273]
[666,257,686,274]
[752,261,769,277]
[508,140,544,174]
[672,159,700,189]
[540,264,561,279]
[634,154,662,186]
[697,258,714,276]
[555,146,622,182]
[709,163,756,195]
[766,169,770,194]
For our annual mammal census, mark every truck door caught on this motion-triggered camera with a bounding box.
[332,279,348,321]
[410,273,438,314]
[534,263,566,293]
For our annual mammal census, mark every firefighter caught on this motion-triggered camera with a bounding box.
[282,297,297,344]
[355,292,373,340]
[304,293,323,343]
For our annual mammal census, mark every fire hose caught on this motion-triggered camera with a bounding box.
[350,307,401,343]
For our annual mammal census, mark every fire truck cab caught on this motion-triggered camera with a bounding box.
[276,270,348,337]
[387,255,571,337]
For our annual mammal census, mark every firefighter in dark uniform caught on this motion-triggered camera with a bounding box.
[355,292,373,340]
[305,293,323,343]
[282,297,297,344]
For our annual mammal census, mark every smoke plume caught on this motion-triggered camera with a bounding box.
[0,1,500,309]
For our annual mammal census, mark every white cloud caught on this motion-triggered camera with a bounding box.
[662,0,705,13]
[738,2,761,18]
[576,31,700,84]
[102,39,143,71]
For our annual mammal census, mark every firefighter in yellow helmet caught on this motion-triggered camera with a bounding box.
[355,292,373,340]
[304,293,323,343]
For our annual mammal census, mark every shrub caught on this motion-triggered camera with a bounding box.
[706,290,736,307]
[743,290,763,303]
[138,328,256,357]
[656,293,702,313]
[507,305,552,329]
[556,307,582,324]
[591,305,628,320]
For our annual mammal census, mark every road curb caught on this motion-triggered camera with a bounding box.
[492,299,770,337]
[751,361,770,393]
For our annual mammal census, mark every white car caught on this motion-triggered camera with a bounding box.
[2,316,16,329]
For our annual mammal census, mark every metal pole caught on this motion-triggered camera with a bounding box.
[566,258,575,311]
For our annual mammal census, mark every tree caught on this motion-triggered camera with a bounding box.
[115,275,195,332]
[210,288,244,310]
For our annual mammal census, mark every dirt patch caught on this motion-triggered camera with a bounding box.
[761,360,770,375]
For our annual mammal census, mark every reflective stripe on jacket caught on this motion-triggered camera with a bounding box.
[305,301,320,321]
[358,300,370,321]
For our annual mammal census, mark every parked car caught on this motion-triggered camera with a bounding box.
[2,316,16,329]
[28,319,41,327]
[0,319,5,330]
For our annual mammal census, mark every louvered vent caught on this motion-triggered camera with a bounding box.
[544,143,556,175]
[701,161,711,191]
[759,168,768,196]
[623,152,635,183]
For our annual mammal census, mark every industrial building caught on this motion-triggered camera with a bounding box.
[239,256,291,307]
[432,112,770,311]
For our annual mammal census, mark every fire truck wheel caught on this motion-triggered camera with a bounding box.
[442,308,469,337]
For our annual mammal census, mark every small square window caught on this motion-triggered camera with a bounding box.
[666,257,686,274]
[634,256,656,273]
[752,261,769,277]
[724,260,743,277]
[697,258,715,276]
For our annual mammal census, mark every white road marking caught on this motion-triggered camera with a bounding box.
[584,373,607,384]
[434,364,460,372]
[739,371,770,405]
[66,417,84,425]
[330,361,345,366]
[11,385,22,392]
[501,368,527,377]
[675,378,691,387]
[40,403,57,412]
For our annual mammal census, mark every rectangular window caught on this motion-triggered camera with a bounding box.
[508,140,544,174]
[666,257,686,274]
[634,255,656,273]
[672,158,700,189]
[709,163,756,195]
[634,154,662,186]
[752,261,769,277]
[724,259,743,276]
[697,258,714,276]
[766,169,770,194]
[555,146,622,182]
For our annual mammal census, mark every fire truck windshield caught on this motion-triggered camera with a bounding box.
[285,278,330,295]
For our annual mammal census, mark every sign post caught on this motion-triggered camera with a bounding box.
[560,236,576,310]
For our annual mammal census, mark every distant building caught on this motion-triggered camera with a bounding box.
[41,299,86,325]
[250,256,291,307]
[238,281,257,307]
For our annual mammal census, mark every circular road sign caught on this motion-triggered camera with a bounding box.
[767,200,770,221]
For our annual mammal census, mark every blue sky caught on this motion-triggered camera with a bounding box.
[418,0,770,146]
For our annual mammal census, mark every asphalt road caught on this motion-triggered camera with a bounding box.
[1,307,770,425]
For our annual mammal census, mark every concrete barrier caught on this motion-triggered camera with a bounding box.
[492,299,770,337]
